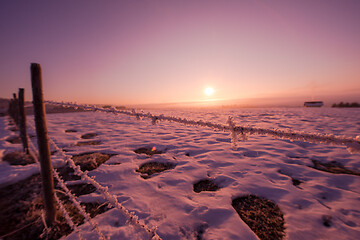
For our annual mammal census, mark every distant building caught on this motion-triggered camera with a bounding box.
[304,101,324,107]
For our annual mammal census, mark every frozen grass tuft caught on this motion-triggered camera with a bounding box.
[0,173,111,239]
[63,183,97,197]
[64,129,77,133]
[193,179,220,193]
[134,147,163,156]
[6,135,22,144]
[71,152,114,171]
[322,215,332,227]
[232,194,285,240]
[291,178,302,187]
[75,140,101,146]
[136,162,175,178]
[2,151,35,165]
[80,133,98,139]
[311,160,360,176]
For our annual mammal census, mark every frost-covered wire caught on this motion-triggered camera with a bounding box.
[47,137,162,240]
[28,121,161,239]
[227,117,238,150]
[27,124,105,240]
[46,100,360,154]
[234,125,360,154]
[52,169,106,240]
[54,193,84,240]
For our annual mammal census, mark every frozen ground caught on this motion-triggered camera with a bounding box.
[0,107,359,239]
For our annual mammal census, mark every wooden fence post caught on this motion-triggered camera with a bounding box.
[12,93,19,124]
[18,88,29,154]
[7,99,13,119]
[30,63,56,226]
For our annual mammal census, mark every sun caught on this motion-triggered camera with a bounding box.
[204,87,215,96]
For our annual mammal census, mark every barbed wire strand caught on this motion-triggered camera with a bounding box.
[47,136,162,240]
[27,122,161,240]
[27,129,103,240]
[47,101,360,154]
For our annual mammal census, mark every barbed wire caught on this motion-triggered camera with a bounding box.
[22,100,360,239]
[27,121,162,239]
[47,136,162,240]
[27,125,105,240]
[46,100,360,154]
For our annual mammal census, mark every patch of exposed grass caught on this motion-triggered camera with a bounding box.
[136,162,175,178]
[6,135,22,144]
[311,160,360,176]
[2,151,35,165]
[291,178,302,187]
[0,173,111,239]
[134,147,163,156]
[59,183,97,198]
[193,179,220,193]
[232,194,285,240]
[0,175,42,239]
[75,140,101,146]
[71,152,114,171]
[322,215,332,227]
[64,129,77,133]
[57,167,81,181]
[80,133,98,139]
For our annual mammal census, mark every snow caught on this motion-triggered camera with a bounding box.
[1,107,360,239]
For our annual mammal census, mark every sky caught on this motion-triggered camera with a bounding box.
[1,0,360,107]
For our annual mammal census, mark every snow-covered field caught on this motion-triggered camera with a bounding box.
[1,107,360,239]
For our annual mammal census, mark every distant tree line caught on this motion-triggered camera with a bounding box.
[332,102,360,108]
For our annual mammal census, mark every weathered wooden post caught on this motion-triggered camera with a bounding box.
[8,98,13,119]
[18,88,29,154]
[30,63,56,226]
[12,93,19,124]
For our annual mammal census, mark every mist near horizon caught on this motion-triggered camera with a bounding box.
[113,93,360,109]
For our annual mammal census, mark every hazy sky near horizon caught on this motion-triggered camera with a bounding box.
[1,0,360,106]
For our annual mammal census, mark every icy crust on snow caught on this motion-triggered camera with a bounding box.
[1,106,360,239]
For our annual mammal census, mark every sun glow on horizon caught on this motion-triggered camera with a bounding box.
[204,87,215,96]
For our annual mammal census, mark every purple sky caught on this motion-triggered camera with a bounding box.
[1,0,360,106]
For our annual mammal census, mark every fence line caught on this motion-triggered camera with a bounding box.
[27,122,162,240]
[52,168,106,240]
[47,100,360,154]
[7,94,161,239]
[6,95,360,239]
[27,132,90,240]
[47,136,162,240]
[54,194,84,240]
